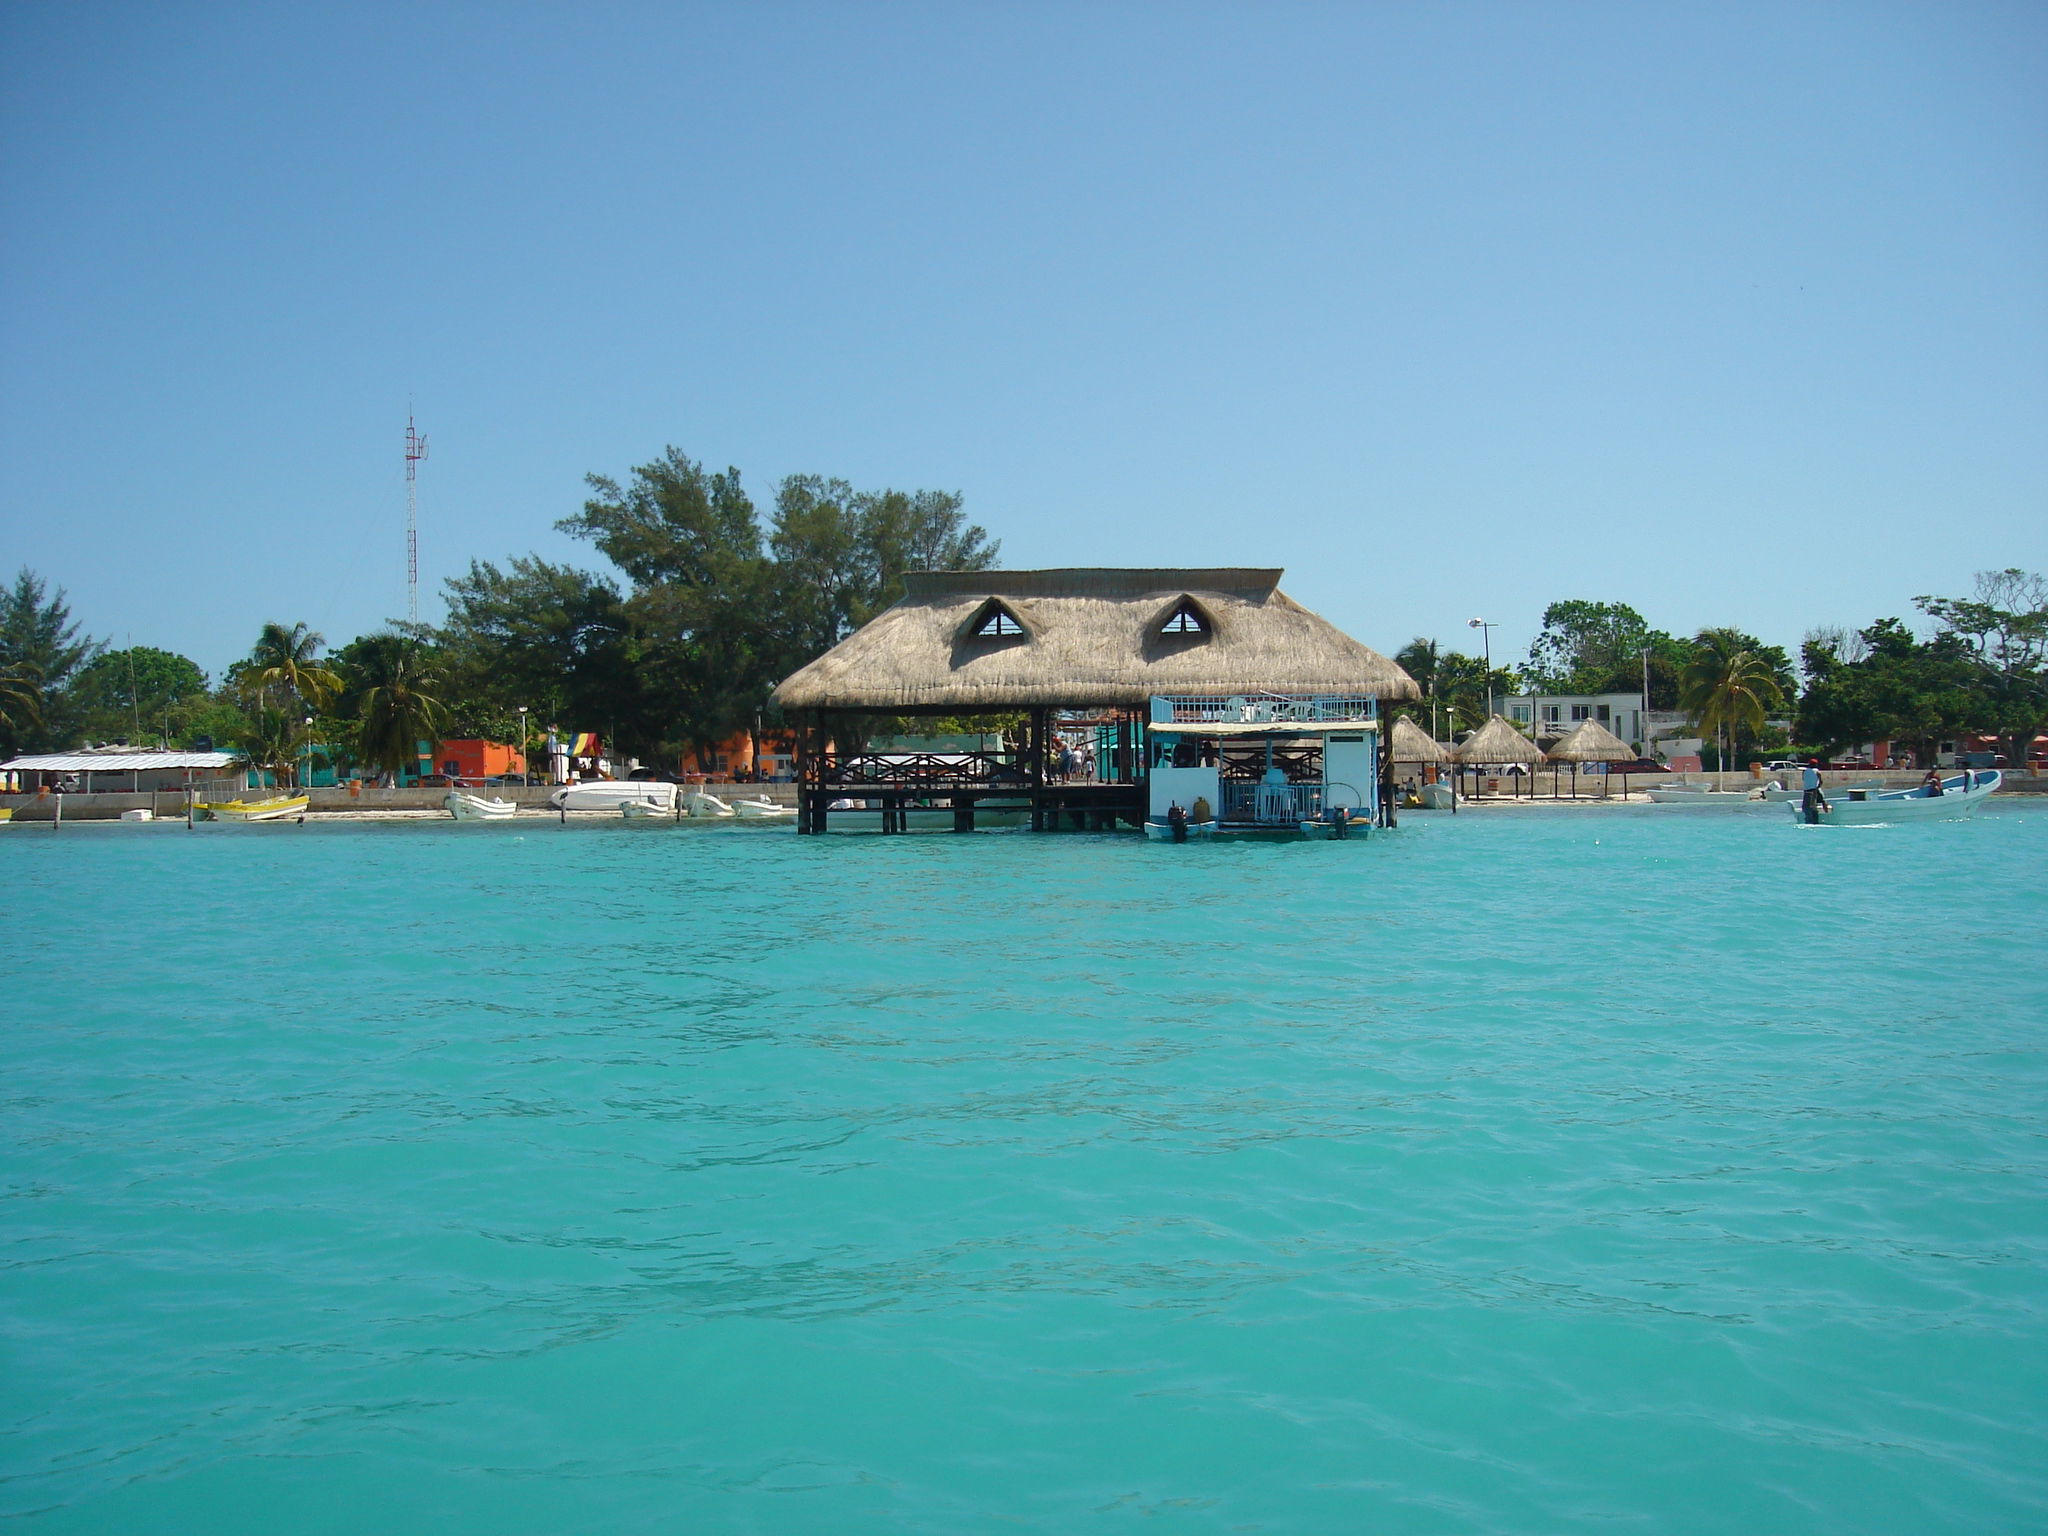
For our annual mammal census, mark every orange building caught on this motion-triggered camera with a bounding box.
[436,740,527,783]
[680,729,799,781]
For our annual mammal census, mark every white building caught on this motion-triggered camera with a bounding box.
[1503,692,1650,748]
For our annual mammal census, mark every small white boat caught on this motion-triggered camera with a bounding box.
[549,781,677,813]
[685,790,735,817]
[730,796,794,819]
[1792,770,2000,825]
[120,808,154,822]
[620,798,668,819]
[199,794,309,823]
[1758,779,1882,802]
[1418,782,1456,810]
[1143,818,1218,841]
[445,790,518,821]
[1644,779,1766,806]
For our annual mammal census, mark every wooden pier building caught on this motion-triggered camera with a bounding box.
[768,568,1419,834]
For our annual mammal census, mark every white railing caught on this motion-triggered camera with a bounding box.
[1220,780,1326,824]
[1156,693,1376,724]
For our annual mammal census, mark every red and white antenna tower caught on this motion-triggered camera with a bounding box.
[404,414,428,625]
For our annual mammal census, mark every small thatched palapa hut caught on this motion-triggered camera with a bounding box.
[1388,716,1450,765]
[1452,713,1542,799]
[770,568,1419,833]
[1545,718,1636,799]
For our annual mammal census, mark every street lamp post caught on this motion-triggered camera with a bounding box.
[302,715,314,791]
[1639,646,1652,755]
[518,706,530,786]
[1467,618,1497,721]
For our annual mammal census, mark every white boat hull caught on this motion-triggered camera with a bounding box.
[1644,787,1767,806]
[1792,771,2000,825]
[685,791,735,817]
[1759,780,1882,802]
[1144,819,1217,841]
[446,791,518,821]
[731,798,793,819]
[550,782,677,813]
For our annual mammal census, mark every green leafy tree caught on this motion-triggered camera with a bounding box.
[559,446,999,761]
[1796,619,1980,762]
[69,647,209,745]
[435,557,651,752]
[344,632,450,783]
[1915,568,2048,767]
[1522,598,1693,705]
[0,569,102,754]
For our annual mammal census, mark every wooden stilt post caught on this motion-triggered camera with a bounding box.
[1030,708,1048,831]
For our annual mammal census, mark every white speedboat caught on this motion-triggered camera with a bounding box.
[620,799,668,819]
[199,794,309,823]
[1143,818,1218,841]
[730,796,794,819]
[445,790,518,821]
[1417,782,1456,810]
[1792,770,2001,825]
[549,781,677,813]
[684,790,735,817]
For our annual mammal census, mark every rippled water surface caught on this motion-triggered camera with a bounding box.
[4,805,2045,1533]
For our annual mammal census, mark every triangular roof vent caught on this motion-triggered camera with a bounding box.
[1156,595,1213,637]
[965,597,1029,640]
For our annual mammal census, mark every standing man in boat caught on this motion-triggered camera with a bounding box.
[1801,759,1832,823]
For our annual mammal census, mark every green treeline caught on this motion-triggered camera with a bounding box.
[1396,573,2048,766]
[0,447,996,778]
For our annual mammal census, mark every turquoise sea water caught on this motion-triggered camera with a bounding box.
[3,805,2045,1534]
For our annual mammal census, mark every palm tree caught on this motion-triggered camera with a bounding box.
[1394,638,1443,738]
[248,621,342,713]
[348,632,449,784]
[1679,630,1786,772]
[235,704,308,787]
[0,663,42,750]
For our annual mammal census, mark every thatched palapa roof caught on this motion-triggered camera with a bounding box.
[1545,719,1635,763]
[1389,716,1450,764]
[770,569,1420,712]
[1452,714,1543,764]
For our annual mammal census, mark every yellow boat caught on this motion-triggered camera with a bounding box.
[198,794,309,823]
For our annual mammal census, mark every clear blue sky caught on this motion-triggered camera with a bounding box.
[3,0,2043,679]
